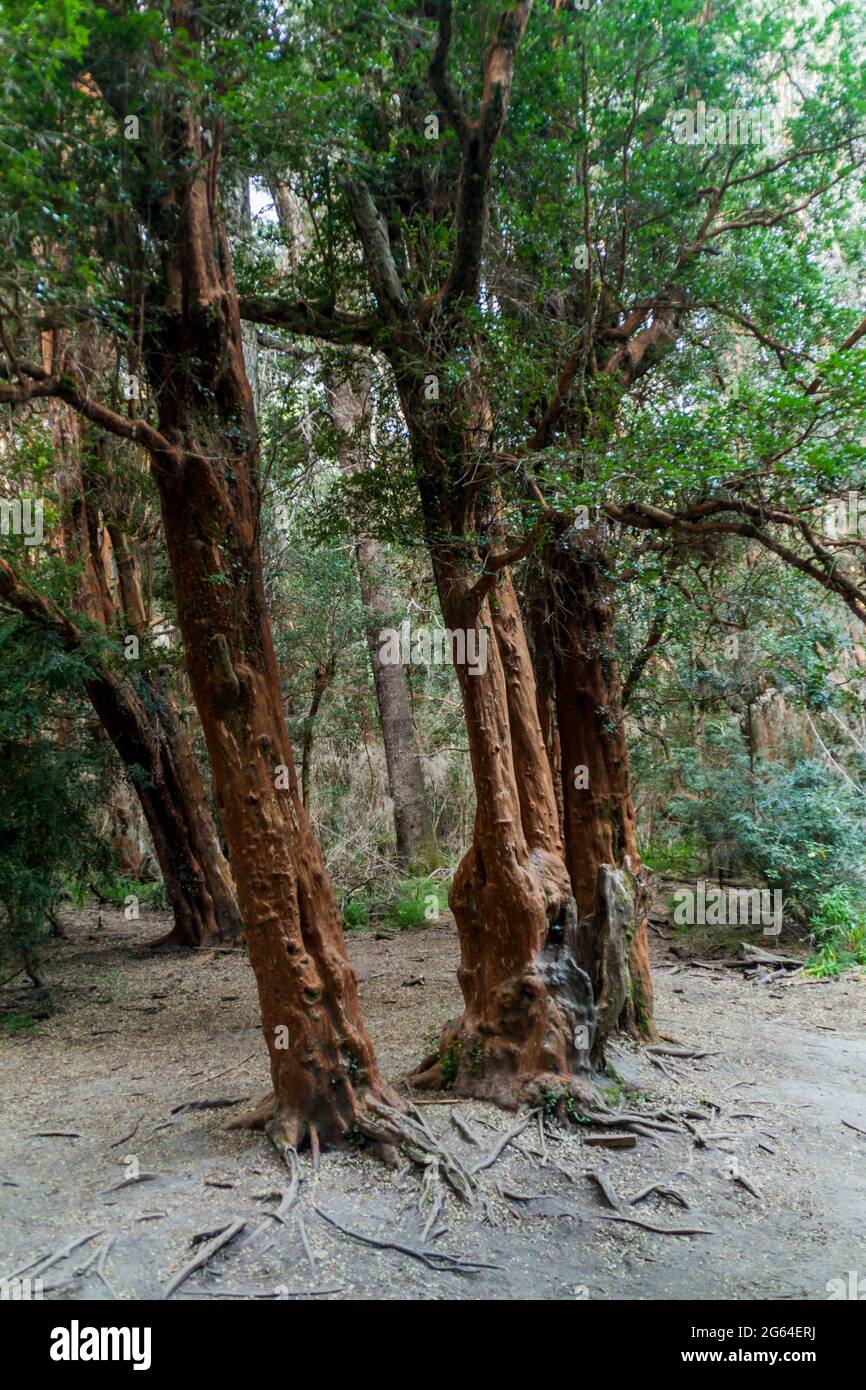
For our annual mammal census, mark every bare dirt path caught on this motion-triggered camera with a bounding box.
[1,908,864,1300]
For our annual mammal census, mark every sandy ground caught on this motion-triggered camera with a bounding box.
[1,904,865,1301]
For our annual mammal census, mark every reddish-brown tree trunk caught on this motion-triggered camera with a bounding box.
[530,538,655,1040]
[394,367,596,1104]
[98,16,398,1148]
[410,557,596,1105]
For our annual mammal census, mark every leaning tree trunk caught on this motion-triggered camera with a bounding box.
[0,556,231,947]
[529,536,656,1041]
[44,375,243,946]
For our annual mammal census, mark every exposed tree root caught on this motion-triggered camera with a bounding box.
[162,1219,247,1300]
[313,1206,499,1274]
[594,1212,715,1236]
[225,1086,479,1195]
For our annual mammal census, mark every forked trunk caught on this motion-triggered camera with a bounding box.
[408,550,595,1107]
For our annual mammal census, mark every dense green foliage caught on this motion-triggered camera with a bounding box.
[0,620,113,983]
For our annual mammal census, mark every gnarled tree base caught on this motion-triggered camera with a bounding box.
[411,899,597,1110]
[412,860,656,1103]
[226,1078,405,1158]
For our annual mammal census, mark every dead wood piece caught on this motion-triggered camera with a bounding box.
[203,1284,346,1299]
[171,1096,244,1115]
[107,1117,142,1150]
[4,1228,104,1283]
[733,1172,763,1200]
[647,1046,720,1060]
[582,1133,637,1149]
[627,1182,691,1209]
[175,1050,257,1099]
[100,1173,158,1195]
[737,942,802,968]
[582,1170,623,1210]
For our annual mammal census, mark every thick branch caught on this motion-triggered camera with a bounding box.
[438,1,533,309]
[0,367,181,473]
[429,0,469,142]
[238,296,383,348]
[341,181,409,321]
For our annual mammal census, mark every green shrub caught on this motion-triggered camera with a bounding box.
[0,619,114,983]
[339,875,450,934]
[386,876,449,930]
[670,755,866,924]
[341,892,373,932]
[805,886,866,977]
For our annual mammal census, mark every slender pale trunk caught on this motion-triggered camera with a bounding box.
[354,532,442,871]
[324,375,442,871]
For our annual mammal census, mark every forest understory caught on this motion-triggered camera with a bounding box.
[2,900,864,1302]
